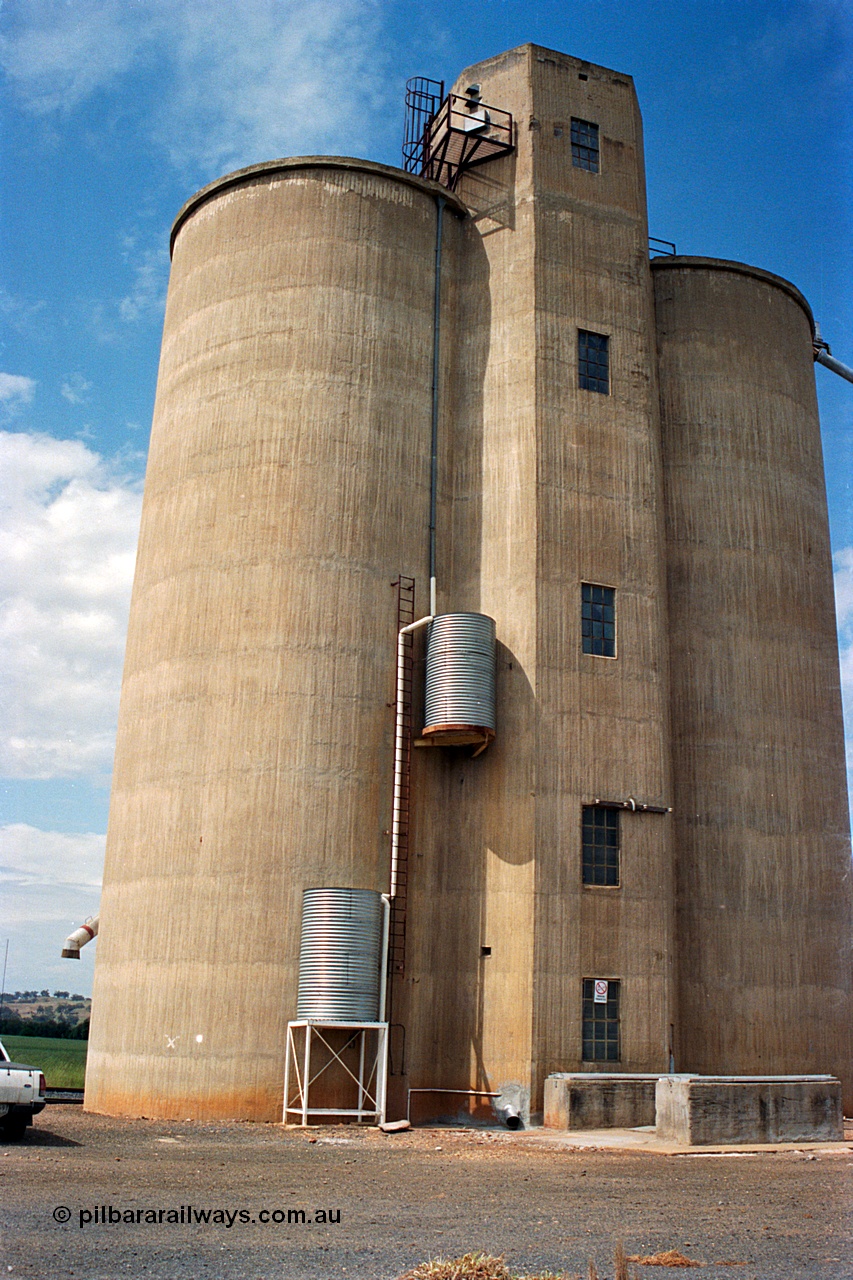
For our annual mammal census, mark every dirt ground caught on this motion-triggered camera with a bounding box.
[1,1107,851,1280]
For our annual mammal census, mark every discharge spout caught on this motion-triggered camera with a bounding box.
[61,915,99,959]
[813,327,853,384]
[814,346,853,385]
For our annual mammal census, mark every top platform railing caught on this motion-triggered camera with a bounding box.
[403,79,514,192]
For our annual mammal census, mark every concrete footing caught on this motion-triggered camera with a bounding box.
[544,1073,659,1130]
[655,1075,843,1145]
[544,1072,844,1144]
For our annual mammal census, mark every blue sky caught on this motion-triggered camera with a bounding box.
[1,0,851,995]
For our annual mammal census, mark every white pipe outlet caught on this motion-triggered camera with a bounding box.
[391,615,433,899]
[61,914,99,959]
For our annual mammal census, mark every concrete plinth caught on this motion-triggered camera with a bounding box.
[655,1075,843,1145]
[544,1073,660,1129]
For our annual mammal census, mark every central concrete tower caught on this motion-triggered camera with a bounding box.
[398,46,675,1118]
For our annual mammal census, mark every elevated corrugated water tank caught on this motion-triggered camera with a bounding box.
[296,888,384,1021]
[423,613,496,747]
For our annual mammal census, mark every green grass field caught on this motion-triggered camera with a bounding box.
[1,1036,87,1089]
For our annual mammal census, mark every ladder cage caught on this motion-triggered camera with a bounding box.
[403,77,445,174]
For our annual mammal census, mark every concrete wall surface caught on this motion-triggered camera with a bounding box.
[544,1073,659,1129]
[655,1075,843,1145]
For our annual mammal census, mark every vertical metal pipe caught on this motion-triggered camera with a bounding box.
[429,195,446,617]
[391,615,433,898]
[379,893,390,1021]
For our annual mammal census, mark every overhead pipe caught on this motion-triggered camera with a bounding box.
[61,914,99,959]
[814,346,853,385]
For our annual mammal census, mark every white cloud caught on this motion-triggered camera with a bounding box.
[834,546,853,629]
[118,245,169,323]
[0,0,151,115]
[1,0,391,177]
[722,0,852,86]
[0,431,142,780]
[0,292,47,344]
[60,373,92,405]
[0,823,104,891]
[0,824,103,995]
[0,373,36,413]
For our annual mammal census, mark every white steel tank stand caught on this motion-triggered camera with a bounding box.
[283,1020,388,1126]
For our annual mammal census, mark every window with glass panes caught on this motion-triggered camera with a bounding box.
[571,118,599,171]
[582,805,619,886]
[582,978,621,1062]
[578,329,609,393]
[582,583,615,656]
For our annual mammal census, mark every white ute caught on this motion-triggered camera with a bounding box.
[0,1038,47,1141]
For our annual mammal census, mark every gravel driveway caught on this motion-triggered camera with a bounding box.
[1,1107,851,1279]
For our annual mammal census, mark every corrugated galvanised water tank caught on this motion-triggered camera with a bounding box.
[297,888,385,1021]
[423,612,496,742]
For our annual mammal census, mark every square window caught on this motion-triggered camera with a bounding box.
[582,805,620,886]
[581,582,615,657]
[578,329,609,394]
[571,118,599,172]
[582,978,620,1061]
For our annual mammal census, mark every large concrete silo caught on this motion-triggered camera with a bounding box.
[85,159,464,1119]
[653,258,853,1098]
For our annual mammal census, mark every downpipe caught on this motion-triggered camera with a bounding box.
[391,615,433,899]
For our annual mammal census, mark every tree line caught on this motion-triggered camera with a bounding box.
[0,1013,89,1040]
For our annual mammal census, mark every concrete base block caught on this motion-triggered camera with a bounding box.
[655,1075,843,1145]
[544,1073,660,1129]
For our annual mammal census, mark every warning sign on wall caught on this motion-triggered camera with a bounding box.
[594,979,609,1003]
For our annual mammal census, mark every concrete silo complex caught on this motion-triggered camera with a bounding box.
[85,44,853,1122]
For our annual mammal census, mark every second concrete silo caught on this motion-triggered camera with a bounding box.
[653,258,853,1094]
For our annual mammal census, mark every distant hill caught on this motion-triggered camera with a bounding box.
[0,991,91,1035]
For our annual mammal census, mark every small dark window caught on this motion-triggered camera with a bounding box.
[571,117,599,171]
[578,330,609,394]
[581,582,615,657]
[582,805,619,886]
[582,978,620,1061]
